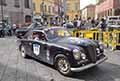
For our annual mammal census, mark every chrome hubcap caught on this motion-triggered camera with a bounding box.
[58,59,69,72]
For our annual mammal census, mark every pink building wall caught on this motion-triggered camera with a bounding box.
[114,0,120,9]
[96,0,114,14]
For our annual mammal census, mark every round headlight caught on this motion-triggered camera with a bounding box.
[96,48,100,54]
[81,53,86,60]
[73,49,81,60]
[99,41,104,49]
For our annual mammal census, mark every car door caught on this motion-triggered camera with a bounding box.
[40,42,51,63]
[38,33,52,63]
[22,31,41,58]
[30,31,49,63]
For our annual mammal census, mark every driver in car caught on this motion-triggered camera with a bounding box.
[33,33,40,41]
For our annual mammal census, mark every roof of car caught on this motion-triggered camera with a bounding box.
[33,26,64,31]
[44,26,64,30]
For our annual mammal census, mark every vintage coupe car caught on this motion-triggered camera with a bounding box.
[17,27,107,76]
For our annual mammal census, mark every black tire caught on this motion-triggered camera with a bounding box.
[55,56,72,76]
[20,45,27,58]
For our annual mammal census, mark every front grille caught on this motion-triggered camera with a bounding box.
[85,45,97,63]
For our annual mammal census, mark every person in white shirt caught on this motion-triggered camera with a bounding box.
[13,24,17,34]
[77,19,81,28]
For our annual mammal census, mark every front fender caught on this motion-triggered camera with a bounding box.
[48,45,72,65]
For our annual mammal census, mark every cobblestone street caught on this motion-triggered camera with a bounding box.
[0,37,120,81]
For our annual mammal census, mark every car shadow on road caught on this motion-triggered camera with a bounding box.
[26,55,55,69]
[70,62,120,81]
[27,56,120,81]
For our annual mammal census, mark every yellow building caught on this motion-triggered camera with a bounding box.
[66,0,81,21]
[33,0,56,17]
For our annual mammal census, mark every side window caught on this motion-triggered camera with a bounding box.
[39,32,46,41]
[30,31,46,41]
[32,32,40,40]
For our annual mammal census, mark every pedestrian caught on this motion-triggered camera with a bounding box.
[80,18,86,29]
[98,18,107,41]
[62,19,66,26]
[99,18,107,31]
[50,18,54,26]
[91,18,95,27]
[85,17,92,29]
[77,18,81,29]
[73,18,77,28]
[95,18,99,27]
[44,18,48,26]
[12,24,16,34]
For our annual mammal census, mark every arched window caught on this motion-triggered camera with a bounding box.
[115,8,120,15]
[24,0,30,8]
[0,0,6,6]
[25,15,32,23]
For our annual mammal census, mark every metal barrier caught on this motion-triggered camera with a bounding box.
[73,29,100,41]
[110,30,120,50]
[102,32,111,47]
[72,29,120,50]
[73,30,85,38]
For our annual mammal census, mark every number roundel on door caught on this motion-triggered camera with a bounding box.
[33,44,40,56]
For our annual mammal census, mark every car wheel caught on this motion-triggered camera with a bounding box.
[56,57,72,76]
[20,45,27,58]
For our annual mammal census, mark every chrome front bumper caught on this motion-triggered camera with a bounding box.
[71,56,108,72]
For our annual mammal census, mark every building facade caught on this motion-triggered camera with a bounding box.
[81,4,96,20]
[33,0,63,19]
[33,0,42,16]
[0,0,33,25]
[66,0,80,21]
[96,0,120,18]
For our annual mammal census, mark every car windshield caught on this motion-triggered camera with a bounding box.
[28,23,42,29]
[45,28,71,40]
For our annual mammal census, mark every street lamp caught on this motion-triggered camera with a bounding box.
[41,0,45,18]
[0,0,4,23]
[63,0,67,16]
[0,0,4,37]
[41,0,46,24]
[21,0,24,25]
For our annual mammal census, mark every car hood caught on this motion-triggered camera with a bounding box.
[53,37,98,50]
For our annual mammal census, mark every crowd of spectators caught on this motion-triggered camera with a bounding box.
[61,17,107,31]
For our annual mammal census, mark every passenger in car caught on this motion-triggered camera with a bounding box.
[33,33,40,41]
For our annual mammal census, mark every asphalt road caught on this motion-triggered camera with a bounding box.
[0,37,120,81]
